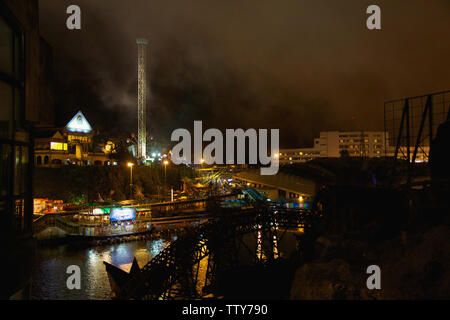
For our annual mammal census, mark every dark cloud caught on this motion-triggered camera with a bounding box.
[39,0,450,147]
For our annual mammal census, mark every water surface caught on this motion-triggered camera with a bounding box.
[32,236,175,300]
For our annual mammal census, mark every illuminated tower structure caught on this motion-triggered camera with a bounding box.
[136,38,148,160]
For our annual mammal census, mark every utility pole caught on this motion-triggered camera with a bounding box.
[163,160,169,199]
[127,162,134,199]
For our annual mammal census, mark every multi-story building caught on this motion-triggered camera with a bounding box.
[34,110,116,166]
[279,131,389,164]
[278,138,322,163]
[0,0,51,299]
[279,130,431,164]
[324,131,388,158]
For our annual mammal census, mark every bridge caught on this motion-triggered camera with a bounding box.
[104,201,320,300]
[232,168,318,201]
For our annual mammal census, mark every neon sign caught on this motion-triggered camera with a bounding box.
[110,207,136,222]
[66,111,92,133]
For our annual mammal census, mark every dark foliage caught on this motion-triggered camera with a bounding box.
[33,164,194,203]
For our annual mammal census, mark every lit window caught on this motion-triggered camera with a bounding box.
[50,142,67,151]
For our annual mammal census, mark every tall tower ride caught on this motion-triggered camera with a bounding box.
[136,38,148,160]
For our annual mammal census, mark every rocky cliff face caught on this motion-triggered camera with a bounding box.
[290,225,450,299]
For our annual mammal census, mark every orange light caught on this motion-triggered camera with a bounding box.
[163,160,169,165]
[50,142,67,151]
[127,162,134,167]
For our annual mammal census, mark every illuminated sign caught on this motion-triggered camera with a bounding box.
[92,207,111,215]
[66,111,92,133]
[110,207,136,222]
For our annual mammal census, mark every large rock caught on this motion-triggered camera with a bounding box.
[379,225,450,299]
[314,235,369,261]
[290,259,381,299]
[290,225,450,299]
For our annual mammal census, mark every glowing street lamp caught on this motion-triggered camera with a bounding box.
[163,160,169,193]
[127,162,134,199]
[200,158,205,169]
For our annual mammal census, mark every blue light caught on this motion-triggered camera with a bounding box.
[65,111,92,133]
[110,207,136,222]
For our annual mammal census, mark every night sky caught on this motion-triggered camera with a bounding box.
[39,0,450,148]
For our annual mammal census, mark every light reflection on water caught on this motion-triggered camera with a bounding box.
[31,230,300,300]
[31,236,174,300]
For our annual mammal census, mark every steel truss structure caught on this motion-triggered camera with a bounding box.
[136,38,148,160]
[384,90,450,163]
[110,206,317,300]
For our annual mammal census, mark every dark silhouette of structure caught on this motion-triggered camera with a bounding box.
[430,120,450,200]
[104,204,317,299]
[0,0,55,299]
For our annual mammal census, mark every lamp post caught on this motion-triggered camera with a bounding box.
[200,158,205,169]
[163,160,169,194]
[127,162,134,199]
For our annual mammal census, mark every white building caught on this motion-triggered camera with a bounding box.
[279,131,389,164]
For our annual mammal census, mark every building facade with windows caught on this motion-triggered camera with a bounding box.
[279,131,390,164]
[0,0,48,299]
[323,131,388,158]
[34,110,116,166]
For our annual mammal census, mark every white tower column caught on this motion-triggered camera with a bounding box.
[136,38,148,160]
